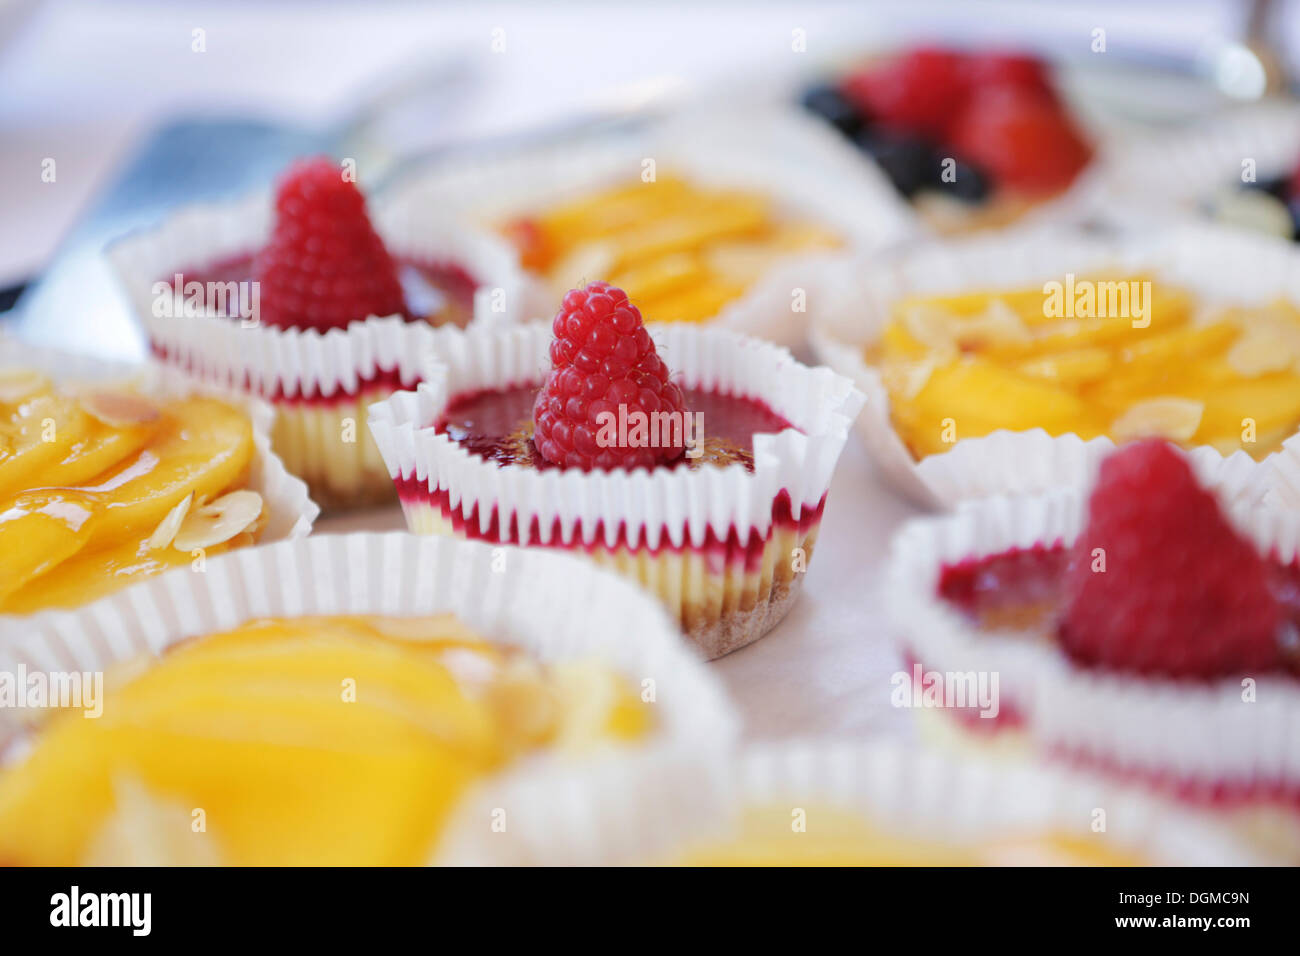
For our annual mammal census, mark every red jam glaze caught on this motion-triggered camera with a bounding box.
[936,542,1300,660]
[396,384,819,572]
[434,384,793,472]
[148,253,480,406]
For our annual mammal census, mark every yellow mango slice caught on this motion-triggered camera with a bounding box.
[0,381,261,614]
[639,280,748,324]
[0,394,93,500]
[0,532,250,614]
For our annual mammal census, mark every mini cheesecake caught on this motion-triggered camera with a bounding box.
[109,159,527,511]
[369,285,863,659]
[887,441,1300,859]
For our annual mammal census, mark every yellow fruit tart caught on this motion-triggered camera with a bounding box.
[0,533,733,865]
[381,110,915,346]
[0,614,649,865]
[0,359,314,615]
[500,174,841,325]
[871,279,1300,461]
[811,228,1300,506]
[437,742,1263,865]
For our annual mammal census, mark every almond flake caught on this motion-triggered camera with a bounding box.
[147,492,193,551]
[1227,329,1298,376]
[172,490,263,552]
[901,304,958,352]
[0,369,49,404]
[81,390,161,428]
[1111,398,1204,444]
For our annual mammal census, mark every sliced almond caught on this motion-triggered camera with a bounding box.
[81,390,161,428]
[881,355,943,401]
[901,304,958,352]
[1227,330,1296,376]
[172,490,263,552]
[147,492,194,551]
[1111,398,1204,444]
[0,369,50,404]
[962,299,1031,348]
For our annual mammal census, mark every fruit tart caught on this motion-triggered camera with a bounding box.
[811,226,1300,506]
[802,46,1095,234]
[0,533,733,865]
[109,157,527,510]
[0,344,314,616]
[438,741,1262,865]
[888,440,1300,858]
[378,109,915,347]
[368,282,863,659]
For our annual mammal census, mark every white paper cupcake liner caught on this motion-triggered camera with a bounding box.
[380,106,918,348]
[437,739,1264,865]
[0,531,740,859]
[368,321,864,551]
[810,224,1300,509]
[1095,99,1300,231]
[0,337,318,618]
[886,487,1300,804]
[106,188,531,403]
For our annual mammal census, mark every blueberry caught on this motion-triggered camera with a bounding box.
[1289,198,1300,242]
[1243,174,1290,200]
[800,84,862,138]
[935,158,991,203]
[854,129,940,198]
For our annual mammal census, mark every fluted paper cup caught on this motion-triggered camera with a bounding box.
[437,739,1264,865]
[106,187,529,510]
[368,321,864,659]
[0,532,739,863]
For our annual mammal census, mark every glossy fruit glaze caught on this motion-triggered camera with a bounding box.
[435,384,792,472]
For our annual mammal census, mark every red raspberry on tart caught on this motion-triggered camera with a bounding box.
[947,85,1091,197]
[533,282,687,470]
[840,47,969,140]
[935,440,1293,681]
[254,157,408,332]
[804,45,1093,232]
[1060,440,1282,678]
[110,155,516,512]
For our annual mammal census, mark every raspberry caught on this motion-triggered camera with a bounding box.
[533,282,688,471]
[840,48,970,140]
[963,52,1053,96]
[948,86,1091,195]
[1060,440,1282,679]
[253,157,407,331]
[1289,156,1300,202]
